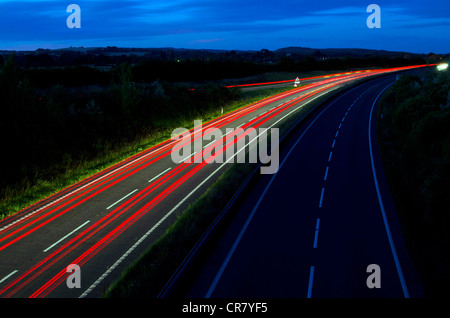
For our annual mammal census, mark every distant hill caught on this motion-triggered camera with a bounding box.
[1,45,431,58]
[275,46,422,58]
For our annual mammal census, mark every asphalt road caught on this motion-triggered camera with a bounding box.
[0,66,426,298]
[178,73,424,298]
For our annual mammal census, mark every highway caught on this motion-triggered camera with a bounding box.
[172,72,425,298]
[0,65,427,298]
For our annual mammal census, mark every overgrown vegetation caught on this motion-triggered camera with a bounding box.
[378,68,450,297]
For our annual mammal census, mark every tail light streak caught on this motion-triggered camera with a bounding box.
[0,64,430,297]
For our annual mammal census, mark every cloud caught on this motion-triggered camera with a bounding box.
[0,0,448,53]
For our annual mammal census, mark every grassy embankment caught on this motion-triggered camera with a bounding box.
[0,82,295,221]
[377,69,450,297]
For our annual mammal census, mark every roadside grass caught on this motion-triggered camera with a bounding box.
[0,85,294,221]
[104,81,350,298]
[377,69,450,297]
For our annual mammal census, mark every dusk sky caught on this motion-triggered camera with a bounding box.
[0,0,449,53]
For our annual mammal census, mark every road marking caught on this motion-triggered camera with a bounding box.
[307,266,315,298]
[43,221,90,252]
[319,188,325,208]
[328,151,333,162]
[368,82,410,298]
[331,139,336,148]
[180,152,196,163]
[148,167,172,183]
[313,218,320,248]
[0,270,18,284]
[203,140,217,149]
[323,166,329,181]
[106,189,139,210]
[338,123,342,129]
[335,130,339,138]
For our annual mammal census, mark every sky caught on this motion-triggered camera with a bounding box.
[0,0,449,54]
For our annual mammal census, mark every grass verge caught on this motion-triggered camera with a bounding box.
[0,85,295,221]
[376,69,450,297]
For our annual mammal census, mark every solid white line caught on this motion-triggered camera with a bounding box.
[148,167,172,183]
[44,220,90,252]
[368,82,409,298]
[106,189,139,210]
[307,266,315,298]
[319,188,325,208]
[0,270,18,284]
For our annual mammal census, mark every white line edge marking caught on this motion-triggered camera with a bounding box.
[106,189,139,210]
[148,167,172,183]
[0,270,18,284]
[43,220,91,252]
[307,266,315,298]
[368,82,409,298]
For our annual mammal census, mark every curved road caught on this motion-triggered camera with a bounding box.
[178,73,424,298]
[0,66,426,298]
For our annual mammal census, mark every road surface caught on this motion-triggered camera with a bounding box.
[176,73,424,298]
[0,65,426,298]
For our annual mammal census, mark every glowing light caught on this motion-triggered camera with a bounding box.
[437,63,448,71]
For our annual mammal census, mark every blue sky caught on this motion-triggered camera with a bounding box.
[0,0,449,53]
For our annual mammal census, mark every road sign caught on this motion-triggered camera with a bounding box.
[294,77,300,87]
